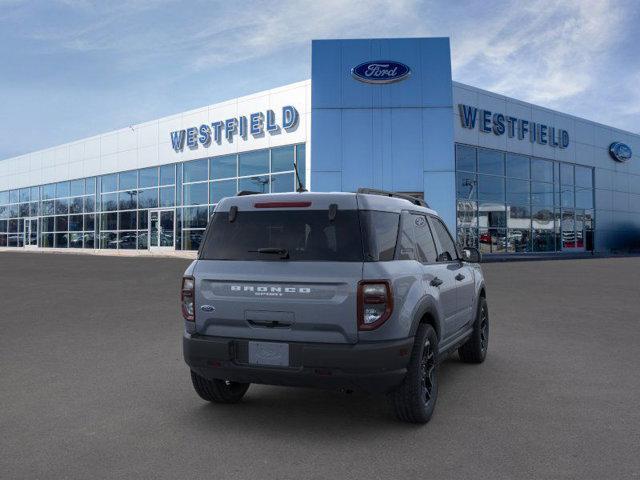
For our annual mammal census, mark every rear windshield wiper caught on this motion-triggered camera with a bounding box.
[248,247,290,259]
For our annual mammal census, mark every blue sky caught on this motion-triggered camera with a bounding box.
[1,0,638,159]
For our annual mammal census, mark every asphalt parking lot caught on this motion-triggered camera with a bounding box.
[1,252,639,479]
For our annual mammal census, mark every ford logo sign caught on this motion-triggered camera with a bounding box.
[351,60,411,84]
[609,142,632,162]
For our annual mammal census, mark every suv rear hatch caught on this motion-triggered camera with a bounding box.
[193,194,363,344]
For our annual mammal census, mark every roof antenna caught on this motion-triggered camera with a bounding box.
[293,160,307,193]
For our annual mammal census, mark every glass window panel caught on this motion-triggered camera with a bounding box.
[561,209,576,249]
[29,202,39,217]
[30,187,39,202]
[183,206,209,229]
[139,167,158,188]
[183,230,205,250]
[479,228,506,254]
[478,148,504,176]
[137,231,148,249]
[271,146,295,173]
[270,173,294,193]
[101,193,118,211]
[119,231,137,250]
[55,198,69,215]
[159,187,175,207]
[85,177,96,194]
[575,166,593,188]
[84,214,95,231]
[478,201,506,229]
[119,211,137,230]
[100,212,118,231]
[137,189,158,209]
[55,182,70,198]
[19,203,29,217]
[507,229,531,252]
[19,188,30,203]
[507,205,531,229]
[531,158,554,183]
[42,217,55,232]
[100,232,118,249]
[9,190,19,203]
[119,190,137,210]
[531,182,554,206]
[69,232,83,248]
[8,219,18,232]
[239,176,269,194]
[55,215,68,231]
[457,200,477,228]
[532,206,554,230]
[70,197,83,214]
[576,187,593,209]
[183,183,208,205]
[101,174,117,192]
[560,163,574,185]
[0,234,6,246]
[0,191,9,204]
[239,150,269,176]
[477,174,505,203]
[8,204,18,217]
[55,233,68,248]
[83,232,95,249]
[533,229,555,252]
[160,164,175,186]
[456,144,476,172]
[40,233,54,248]
[183,159,208,183]
[456,172,477,200]
[42,185,55,200]
[561,185,574,207]
[119,171,137,190]
[138,210,149,230]
[84,196,95,213]
[176,164,182,206]
[210,179,237,204]
[70,179,84,196]
[210,155,237,180]
[296,143,306,187]
[69,215,83,231]
[506,154,529,179]
[0,219,6,232]
[506,178,530,205]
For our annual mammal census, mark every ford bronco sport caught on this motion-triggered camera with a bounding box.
[182,189,488,423]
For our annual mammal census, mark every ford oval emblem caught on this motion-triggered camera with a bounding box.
[351,60,411,84]
[609,142,632,162]
[200,305,215,312]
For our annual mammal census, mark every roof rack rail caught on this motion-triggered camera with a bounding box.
[236,190,261,196]
[356,188,429,208]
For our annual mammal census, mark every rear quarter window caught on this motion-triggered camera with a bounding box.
[359,210,400,261]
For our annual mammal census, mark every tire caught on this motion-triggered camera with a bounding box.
[458,296,489,364]
[390,323,439,424]
[190,370,250,404]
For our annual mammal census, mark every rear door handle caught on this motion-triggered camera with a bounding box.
[430,277,443,287]
[455,273,465,281]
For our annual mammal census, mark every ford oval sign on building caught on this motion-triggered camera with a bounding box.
[351,61,411,84]
[609,142,632,162]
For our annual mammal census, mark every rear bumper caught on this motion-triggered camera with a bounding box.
[183,333,414,394]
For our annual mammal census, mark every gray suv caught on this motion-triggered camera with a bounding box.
[182,189,488,423]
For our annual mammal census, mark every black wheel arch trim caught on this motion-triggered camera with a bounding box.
[409,296,442,341]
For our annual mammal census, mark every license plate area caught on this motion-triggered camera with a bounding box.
[248,341,290,367]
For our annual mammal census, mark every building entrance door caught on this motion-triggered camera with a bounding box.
[23,217,38,248]
[149,209,175,250]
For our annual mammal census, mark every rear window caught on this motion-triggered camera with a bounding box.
[199,209,400,262]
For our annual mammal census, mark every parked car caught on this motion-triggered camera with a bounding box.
[182,189,488,423]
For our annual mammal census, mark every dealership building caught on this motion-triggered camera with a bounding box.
[1,37,639,256]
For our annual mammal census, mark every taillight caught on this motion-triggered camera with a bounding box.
[181,276,195,321]
[357,281,393,330]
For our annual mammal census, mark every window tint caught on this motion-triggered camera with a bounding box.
[359,210,399,261]
[412,214,437,263]
[200,210,363,262]
[429,217,458,262]
[396,212,417,260]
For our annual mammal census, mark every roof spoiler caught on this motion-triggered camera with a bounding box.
[356,188,429,208]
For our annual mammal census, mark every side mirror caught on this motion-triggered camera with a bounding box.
[462,247,482,263]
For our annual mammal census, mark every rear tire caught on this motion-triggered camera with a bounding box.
[190,370,250,403]
[390,324,439,424]
[458,296,489,364]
